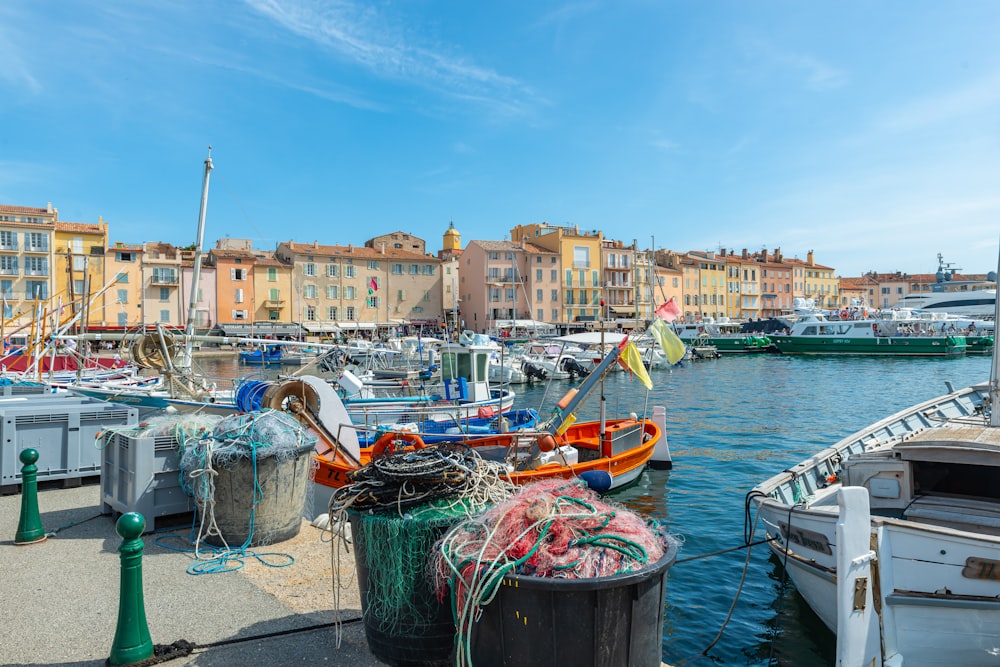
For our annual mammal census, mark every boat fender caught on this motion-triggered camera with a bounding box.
[556,388,578,410]
[371,432,424,458]
[579,470,613,493]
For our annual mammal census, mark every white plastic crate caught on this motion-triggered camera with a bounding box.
[100,430,192,532]
[0,396,137,492]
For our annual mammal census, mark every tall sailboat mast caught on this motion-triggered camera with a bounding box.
[181,147,213,368]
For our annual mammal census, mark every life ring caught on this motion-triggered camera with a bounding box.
[839,309,848,319]
[371,432,424,458]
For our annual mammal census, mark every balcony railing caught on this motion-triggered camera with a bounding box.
[0,268,17,276]
[23,245,48,253]
[263,299,286,308]
[25,270,48,277]
[150,275,178,285]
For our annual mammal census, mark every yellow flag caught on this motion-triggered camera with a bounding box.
[621,341,653,390]
[650,318,686,364]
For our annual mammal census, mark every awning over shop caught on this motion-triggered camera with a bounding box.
[299,321,342,334]
[335,321,376,331]
[215,323,304,337]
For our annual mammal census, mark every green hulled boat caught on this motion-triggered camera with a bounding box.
[770,313,967,357]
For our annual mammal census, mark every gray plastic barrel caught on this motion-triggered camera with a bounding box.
[205,442,313,547]
[470,541,678,667]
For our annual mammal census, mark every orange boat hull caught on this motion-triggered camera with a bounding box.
[312,418,660,490]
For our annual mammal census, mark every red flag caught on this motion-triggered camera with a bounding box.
[655,297,681,322]
[369,277,378,292]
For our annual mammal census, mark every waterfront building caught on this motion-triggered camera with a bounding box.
[105,242,144,328]
[682,250,728,322]
[0,203,58,328]
[141,242,186,327]
[53,218,108,329]
[460,239,560,333]
[438,223,463,331]
[275,239,442,339]
[602,239,638,321]
[252,255,294,324]
[753,248,794,318]
[796,250,839,310]
[510,223,603,328]
[652,261,683,313]
[838,274,878,310]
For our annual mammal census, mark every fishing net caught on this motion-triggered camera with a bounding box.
[432,477,675,662]
[178,408,317,556]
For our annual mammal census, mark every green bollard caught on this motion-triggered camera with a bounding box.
[15,448,46,545]
[109,512,154,666]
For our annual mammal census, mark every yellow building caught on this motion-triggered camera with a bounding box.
[684,250,728,321]
[510,223,603,326]
[53,219,109,329]
[0,203,58,329]
[253,256,294,322]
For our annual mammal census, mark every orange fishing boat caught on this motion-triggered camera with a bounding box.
[311,417,659,490]
[264,334,666,493]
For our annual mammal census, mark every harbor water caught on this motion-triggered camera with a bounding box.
[196,353,991,666]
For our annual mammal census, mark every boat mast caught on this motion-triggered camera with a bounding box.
[181,147,213,369]
[991,241,1000,427]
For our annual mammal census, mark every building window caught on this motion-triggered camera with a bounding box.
[304,263,316,276]
[345,286,356,299]
[409,264,419,275]
[327,264,338,277]
[26,256,47,276]
[117,289,128,304]
[306,306,316,320]
[160,310,170,322]
[536,289,543,302]
[268,268,277,282]
[0,231,17,250]
[345,306,355,320]
[304,284,317,299]
[0,256,17,275]
[232,309,248,320]
[573,246,590,268]
[25,232,47,252]
[368,261,379,270]
[392,264,403,275]
[328,306,337,320]
[326,285,338,299]
[551,289,559,302]
[367,296,380,308]
[159,287,170,301]
[345,265,356,278]
[269,310,279,321]
[231,268,247,281]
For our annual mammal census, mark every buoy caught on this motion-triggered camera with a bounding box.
[536,433,558,453]
[579,470,613,493]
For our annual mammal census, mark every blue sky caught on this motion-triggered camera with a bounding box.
[2,1,999,278]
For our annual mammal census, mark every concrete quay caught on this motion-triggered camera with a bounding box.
[0,481,386,666]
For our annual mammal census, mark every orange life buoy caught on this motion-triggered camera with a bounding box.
[371,432,425,458]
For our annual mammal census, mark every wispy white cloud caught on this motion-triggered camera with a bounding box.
[874,69,1000,133]
[243,0,532,115]
[740,36,848,92]
[0,21,42,95]
[530,1,600,30]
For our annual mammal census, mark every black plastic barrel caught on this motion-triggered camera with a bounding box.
[349,510,457,667]
[470,542,678,667]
